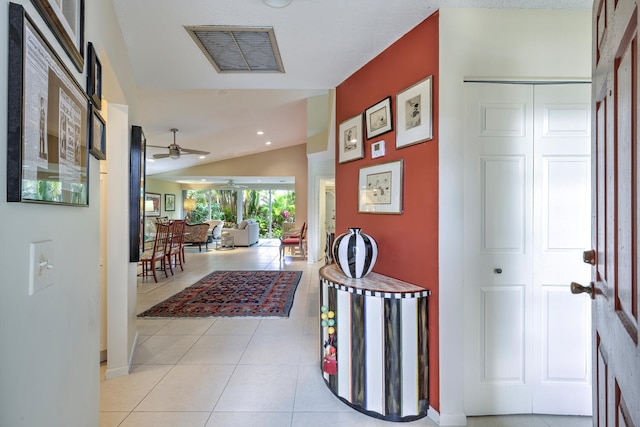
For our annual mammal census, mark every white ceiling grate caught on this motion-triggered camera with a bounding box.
[185,26,285,73]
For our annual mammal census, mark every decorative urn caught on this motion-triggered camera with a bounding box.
[332,228,378,278]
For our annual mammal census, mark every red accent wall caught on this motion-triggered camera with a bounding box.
[335,12,440,410]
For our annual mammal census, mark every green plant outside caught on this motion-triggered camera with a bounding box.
[186,188,295,237]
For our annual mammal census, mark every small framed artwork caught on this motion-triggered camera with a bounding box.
[165,194,176,211]
[86,42,102,110]
[145,192,161,217]
[89,105,106,160]
[396,75,433,149]
[371,140,385,159]
[365,96,392,139]
[30,0,85,72]
[358,160,403,214]
[338,114,364,163]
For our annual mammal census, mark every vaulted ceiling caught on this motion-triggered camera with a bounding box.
[111,0,592,178]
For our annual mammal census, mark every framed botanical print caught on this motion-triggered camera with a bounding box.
[164,194,176,211]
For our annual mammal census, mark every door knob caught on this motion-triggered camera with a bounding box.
[570,282,594,299]
[583,250,596,265]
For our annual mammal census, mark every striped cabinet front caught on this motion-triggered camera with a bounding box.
[319,264,430,422]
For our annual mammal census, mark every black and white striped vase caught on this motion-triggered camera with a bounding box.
[332,228,378,278]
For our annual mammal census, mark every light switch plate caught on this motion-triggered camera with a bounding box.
[29,240,54,295]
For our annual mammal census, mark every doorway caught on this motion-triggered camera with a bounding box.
[463,82,592,415]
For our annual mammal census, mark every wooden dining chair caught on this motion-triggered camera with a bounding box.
[279,222,307,260]
[166,220,186,273]
[140,222,170,282]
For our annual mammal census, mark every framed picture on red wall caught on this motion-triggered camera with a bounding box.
[365,96,393,139]
[396,75,433,149]
[358,160,403,214]
[338,114,364,163]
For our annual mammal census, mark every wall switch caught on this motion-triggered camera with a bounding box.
[29,240,54,295]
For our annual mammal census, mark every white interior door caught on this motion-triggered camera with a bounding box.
[464,82,592,416]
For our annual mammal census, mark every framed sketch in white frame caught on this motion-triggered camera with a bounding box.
[396,75,433,149]
[365,96,392,139]
[358,159,403,214]
[338,114,364,163]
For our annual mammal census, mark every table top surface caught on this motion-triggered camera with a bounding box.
[320,264,427,294]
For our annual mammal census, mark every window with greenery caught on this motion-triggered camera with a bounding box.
[185,188,295,238]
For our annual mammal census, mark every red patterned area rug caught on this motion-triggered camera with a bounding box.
[138,270,303,318]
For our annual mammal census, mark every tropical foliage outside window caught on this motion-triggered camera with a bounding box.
[185,188,295,238]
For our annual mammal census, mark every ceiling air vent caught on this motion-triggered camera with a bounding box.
[185,26,285,73]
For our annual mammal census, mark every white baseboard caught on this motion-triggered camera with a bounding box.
[104,331,138,380]
[428,407,468,426]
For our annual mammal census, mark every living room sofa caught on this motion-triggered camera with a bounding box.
[222,219,259,246]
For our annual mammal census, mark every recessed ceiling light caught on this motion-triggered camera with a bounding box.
[266,141,272,145]
[147,158,155,162]
[201,179,206,182]
[257,131,264,135]
[199,155,206,159]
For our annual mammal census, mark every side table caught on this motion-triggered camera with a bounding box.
[216,233,235,250]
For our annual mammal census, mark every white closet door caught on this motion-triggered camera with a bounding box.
[463,82,591,416]
[531,84,591,415]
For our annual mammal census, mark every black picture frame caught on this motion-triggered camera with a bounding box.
[89,105,106,160]
[165,194,176,211]
[365,96,393,139]
[86,42,102,110]
[7,3,89,206]
[129,125,146,262]
[30,0,85,73]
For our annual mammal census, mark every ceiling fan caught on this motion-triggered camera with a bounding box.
[148,128,210,160]
[218,179,248,189]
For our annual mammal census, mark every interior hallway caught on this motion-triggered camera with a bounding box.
[99,240,592,427]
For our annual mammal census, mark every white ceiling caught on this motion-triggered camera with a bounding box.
[111,0,592,179]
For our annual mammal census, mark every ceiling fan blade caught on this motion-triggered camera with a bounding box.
[147,144,169,149]
[180,147,210,155]
[152,153,172,159]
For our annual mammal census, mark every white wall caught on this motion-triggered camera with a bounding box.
[0,0,137,425]
[307,91,336,262]
[437,8,591,425]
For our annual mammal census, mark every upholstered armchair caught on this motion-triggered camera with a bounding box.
[184,223,211,251]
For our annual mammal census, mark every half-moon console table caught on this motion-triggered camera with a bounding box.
[319,264,431,422]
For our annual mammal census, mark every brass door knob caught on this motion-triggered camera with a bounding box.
[570,282,594,299]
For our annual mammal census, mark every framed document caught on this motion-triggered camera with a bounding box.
[7,3,89,206]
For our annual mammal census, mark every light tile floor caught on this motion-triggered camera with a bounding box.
[100,241,592,427]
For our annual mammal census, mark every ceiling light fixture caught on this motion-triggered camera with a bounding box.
[263,0,292,7]
[257,131,264,135]
[266,141,272,145]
